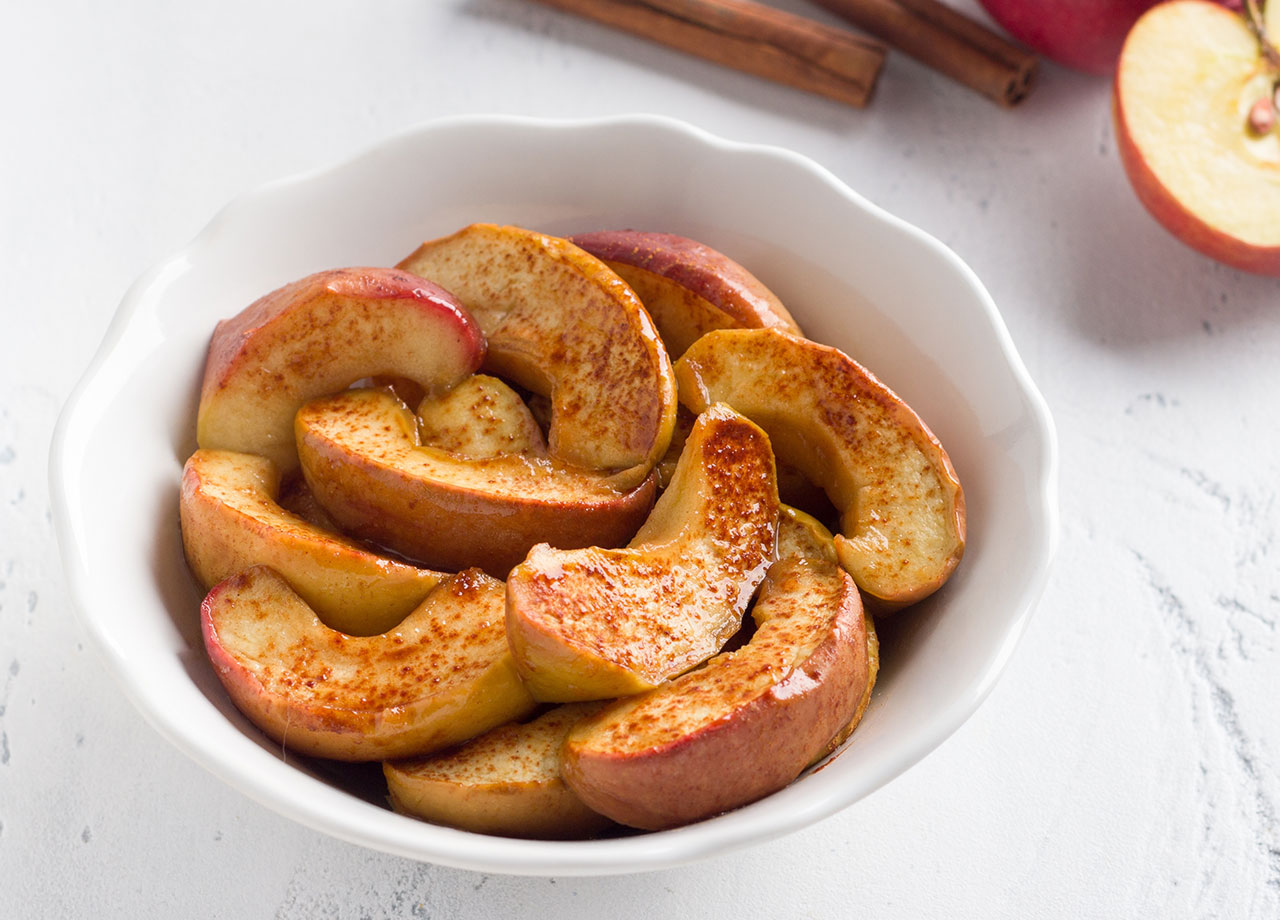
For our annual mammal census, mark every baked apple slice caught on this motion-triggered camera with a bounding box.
[201,566,536,761]
[416,374,545,457]
[295,388,657,577]
[561,507,877,831]
[505,403,780,702]
[399,223,677,486]
[197,267,484,473]
[181,448,444,636]
[675,328,965,610]
[569,230,802,358]
[384,703,615,839]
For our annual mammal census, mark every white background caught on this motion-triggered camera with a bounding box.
[3,1,1278,917]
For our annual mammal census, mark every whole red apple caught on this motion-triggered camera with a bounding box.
[976,0,1162,74]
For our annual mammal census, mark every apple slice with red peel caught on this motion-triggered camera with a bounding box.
[181,449,444,636]
[675,328,965,611]
[295,388,657,578]
[201,566,536,762]
[197,267,485,473]
[1115,0,1280,276]
[561,507,877,831]
[416,374,546,457]
[384,703,615,839]
[568,230,802,358]
[505,403,780,703]
[399,224,677,487]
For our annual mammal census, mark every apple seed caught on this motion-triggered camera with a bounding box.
[1247,96,1276,135]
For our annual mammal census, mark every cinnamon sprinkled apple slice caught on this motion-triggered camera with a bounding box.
[505,403,780,703]
[569,230,802,358]
[399,224,677,487]
[561,507,877,831]
[202,566,536,762]
[197,267,484,473]
[384,703,615,839]
[181,448,444,636]
[295,388,656,578]
[675,328,965,611]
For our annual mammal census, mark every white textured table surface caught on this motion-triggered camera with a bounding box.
[4,1,1278,917]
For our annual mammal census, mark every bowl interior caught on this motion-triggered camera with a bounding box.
[51,114,1057,876]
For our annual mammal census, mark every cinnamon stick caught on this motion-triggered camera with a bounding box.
[808,0,1037,106]
[526,0,886,109]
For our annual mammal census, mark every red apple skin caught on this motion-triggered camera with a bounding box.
[977,0,1160,75]
[561,555,870,831]
[1113,69,1280,278]
[569,230,800,357]
[198,267,486,473]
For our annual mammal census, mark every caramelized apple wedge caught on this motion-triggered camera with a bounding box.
[505,404,780,702]
[399,223,677,487]
[197,267,484,473]
[295,388,657,577]
[201,566,536,762]
[384,703,615,839]
[569,230,802,358]
[675,328,965,610]
[561,507,877,830]
[416,374,545,457]
[180,449,444,636]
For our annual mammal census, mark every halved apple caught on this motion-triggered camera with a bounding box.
[196,267,485,473]
[180,448,444,636]
[295,388,657,578]
[201,566,536,761]
[561,507,876,831]
[505,403,780,702]
[384,703,615,839]
[1114,0,1280,276]
[569,230,802,358]
[399,224,677,486]
[675,328,965,610]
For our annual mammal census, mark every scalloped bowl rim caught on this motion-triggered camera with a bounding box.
[49,113,1059,876]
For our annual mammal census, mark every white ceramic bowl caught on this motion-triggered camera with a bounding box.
[50,114,1058,876]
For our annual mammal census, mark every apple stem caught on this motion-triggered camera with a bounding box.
[1244,0,1280,74]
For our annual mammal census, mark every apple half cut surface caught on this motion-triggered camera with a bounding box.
[505,403,780,703]
[561,506,877,831]
[295,388,657,577]
[1114,0,1280,276]
[675,328,965,611]
[196,267,485,473]
[568,230,802,359]
[383,702,615,840]
[201,566,536,762]
[399,223,677,487]
[180,449,444,636]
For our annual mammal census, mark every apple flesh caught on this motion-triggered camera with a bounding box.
[675,328,965,611]
[295,388,657,578]
[416,374,545,457]
[180,449,444,636]
[568,230,801,358]
[976,0,1160,75]
[505,404,780,702]
[561,507,876,831]
[399,224,677,487]
[384,703,615,839]
[196,267,485,474]
[1114,0,1280,277]
[201,566,536,761]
